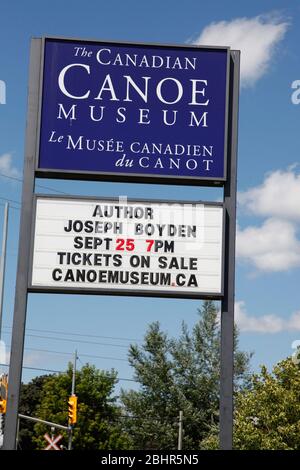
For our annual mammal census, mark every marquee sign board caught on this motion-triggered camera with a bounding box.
[3,39,239,451]
[29,196,224,299]
[36,38,229,185]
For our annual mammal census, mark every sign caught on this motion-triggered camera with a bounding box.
[3,38,239,451]
[36,38,229,185]
[44,433,63,450]
[29,196,224,298]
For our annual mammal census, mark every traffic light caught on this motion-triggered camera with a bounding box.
[0,374,8,398]
[0,374,8,414]
[0,398,6,414]
[68,395,77,425]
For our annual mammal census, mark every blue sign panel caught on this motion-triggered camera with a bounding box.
[37,38,229,184]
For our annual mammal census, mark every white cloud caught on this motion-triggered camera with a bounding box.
[0,153,20,178]
[235,300,300,333]
[237,218,300,272]
[238,167,300,221]
[237,166,300,273]
[22,351,48,367]
[193,14,289,86]
[2,348,65,370]
[0,340,7,366]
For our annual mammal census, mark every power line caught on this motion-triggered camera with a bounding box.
[79,352,127,363]
[0,196,21,206]
[36,183,69,195]
[0,202,20,211]
[0,362,63,374]
[0,171,69,195]
[24,333,130,349]
[0,365,172,421]
[76,356,137,383]
[0,170,71,211]
[22,346,128,362]
[0,172,24,185]
[2,330,135,349]
[0,362,137,382]
[77,356,84,366]
[3,325,141,343]
[77,409,176,424]
[24,347,72,357]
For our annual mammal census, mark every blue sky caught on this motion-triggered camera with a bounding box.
[1,0,300,392]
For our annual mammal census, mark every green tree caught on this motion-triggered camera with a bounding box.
[31,364,131,450]
[202,357,300,450]
[234,357,300,449]
[121,301,252,449]
[18,375,51,450]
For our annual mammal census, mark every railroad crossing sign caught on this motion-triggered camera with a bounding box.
[44,433,63,450]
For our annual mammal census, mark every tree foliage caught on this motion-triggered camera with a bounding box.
[234,358,300,450]
[202,357,300,450]
[18,364,131,450]
[16,301,252,450]
[18,375,51,450]
[121,301,252,449]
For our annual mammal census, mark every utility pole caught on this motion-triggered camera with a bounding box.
[68,350,77,451]
[177,410,183,450]
[71,350,77,397]
[0,202,9,340]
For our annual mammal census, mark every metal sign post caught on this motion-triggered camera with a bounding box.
[0,203,9,340]
[220,50,240,450]
[2,39,42,450]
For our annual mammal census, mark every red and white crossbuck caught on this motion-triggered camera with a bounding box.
[44,433,63,450]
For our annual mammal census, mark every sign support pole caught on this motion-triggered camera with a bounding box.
[220,50,240,450]
[3,38,42,450]
[0,202,9,340]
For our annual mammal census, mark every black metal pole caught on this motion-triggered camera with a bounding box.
[220,50,240,450]
[3,38,42,450]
